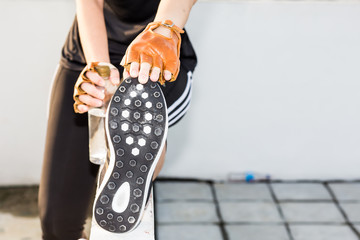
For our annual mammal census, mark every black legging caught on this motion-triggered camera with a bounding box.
[38,63,192,240]
[38,65,98,240]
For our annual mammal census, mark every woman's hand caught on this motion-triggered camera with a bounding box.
[120,20,184,85]
[74,0,115,113]
[73,62,120,113]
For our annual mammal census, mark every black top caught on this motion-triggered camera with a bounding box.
[60,0,197,72]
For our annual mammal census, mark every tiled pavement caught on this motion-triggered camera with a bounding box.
[0,180,360,240]
[155,181,360,240]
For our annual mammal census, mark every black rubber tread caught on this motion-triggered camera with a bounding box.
[94,77,167,233]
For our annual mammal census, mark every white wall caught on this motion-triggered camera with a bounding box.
[0,0,359,185]
[0,0,76,185]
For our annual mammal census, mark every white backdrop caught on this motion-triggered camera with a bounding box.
[0,0,359,185]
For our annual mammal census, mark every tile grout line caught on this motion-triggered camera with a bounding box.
[155,179,229,239]
[209,182,230,240]
[323,182,360,239]
[267,182,294,240]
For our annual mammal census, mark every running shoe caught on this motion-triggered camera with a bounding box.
[93,77,167,233]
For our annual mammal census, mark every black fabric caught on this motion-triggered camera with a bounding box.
[104,0,160,23]
[60,1,197,72]
[38,66,98,240]
[38,63,191,240]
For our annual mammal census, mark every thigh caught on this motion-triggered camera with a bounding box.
[39,65,99,240]
[160,65,194,127]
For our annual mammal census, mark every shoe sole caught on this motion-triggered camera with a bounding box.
[93,77,167,233]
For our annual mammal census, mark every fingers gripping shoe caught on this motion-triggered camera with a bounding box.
[93,77,167,233]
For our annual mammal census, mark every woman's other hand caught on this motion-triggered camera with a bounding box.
[73,62,120,113]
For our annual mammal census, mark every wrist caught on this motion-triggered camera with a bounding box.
[151,20,184,42]
[152,25,172,38]
[86,59,110,65]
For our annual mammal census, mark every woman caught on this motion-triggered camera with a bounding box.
[38,0,197,239]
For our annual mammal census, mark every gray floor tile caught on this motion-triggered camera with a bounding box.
[281,203,344,223]
[219,202,282,223]
[214,183,272,201]
[272,183,331,200]
[329,183,360,201]
[340,203,360,222]
[155,182,213,201]
[226,225,289,240]
[290,225,358,240]
[156,202,219,224]
[157,224,223,240]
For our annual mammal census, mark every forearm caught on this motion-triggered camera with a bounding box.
[154,0,197,29]
[76,0,109,63]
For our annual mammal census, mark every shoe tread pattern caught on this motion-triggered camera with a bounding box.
[94,78,166,233]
